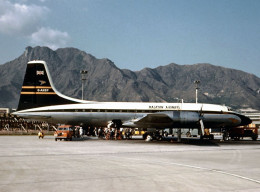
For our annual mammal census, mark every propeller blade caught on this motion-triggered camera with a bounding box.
[199,104,204,117]
[199,119,205,135]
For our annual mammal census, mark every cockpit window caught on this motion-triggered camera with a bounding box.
[227,107,232,111]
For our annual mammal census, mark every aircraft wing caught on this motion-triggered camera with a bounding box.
[122,113,173,128]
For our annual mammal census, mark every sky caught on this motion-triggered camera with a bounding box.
[0,0,259,77]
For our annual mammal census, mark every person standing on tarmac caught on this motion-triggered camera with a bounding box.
[79,127,83,138]
[110,128,114,140]
[75,127,79,138]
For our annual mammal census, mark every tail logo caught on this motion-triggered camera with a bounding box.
[36,71,44,75]
[39,80,46,85]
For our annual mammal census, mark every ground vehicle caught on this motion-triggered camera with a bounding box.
[229,127,258,141]
[54,125,74,141]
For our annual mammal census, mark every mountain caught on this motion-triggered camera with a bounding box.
[0,46,260,110]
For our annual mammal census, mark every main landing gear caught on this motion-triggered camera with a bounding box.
[142,129,169,142]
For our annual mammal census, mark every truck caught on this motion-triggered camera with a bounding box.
[229,127,258,141]
[54,125,74,141]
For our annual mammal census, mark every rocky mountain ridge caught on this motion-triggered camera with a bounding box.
[0,46,259,110]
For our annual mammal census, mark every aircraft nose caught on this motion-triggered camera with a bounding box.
[228,116,241,126]
[240,115,252,126]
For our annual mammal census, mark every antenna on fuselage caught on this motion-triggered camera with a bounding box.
[194,80,200,104]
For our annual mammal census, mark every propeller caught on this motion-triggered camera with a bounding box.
[199,119,205,136]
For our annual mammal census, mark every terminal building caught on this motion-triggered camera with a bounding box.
[0,108,9,115]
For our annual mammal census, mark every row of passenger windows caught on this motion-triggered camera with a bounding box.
[59,109,161,113]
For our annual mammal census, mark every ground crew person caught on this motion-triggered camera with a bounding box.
[38,130,44,139]
[79,127,83,138]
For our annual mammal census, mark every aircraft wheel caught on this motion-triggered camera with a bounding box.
[223,132,229,141]
[155,135,162,141]
[252,135,258,141]
[223,136,229,141]
[234,137,240,141]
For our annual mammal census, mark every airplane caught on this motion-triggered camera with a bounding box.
[13,60,251,140]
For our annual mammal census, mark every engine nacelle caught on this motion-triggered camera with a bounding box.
[165,111,200,127]
[165,111,242,128]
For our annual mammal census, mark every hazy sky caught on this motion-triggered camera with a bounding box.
[0,0,259,77]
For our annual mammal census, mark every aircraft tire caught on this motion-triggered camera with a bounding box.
[252,135,258,141]
[155,135,162,141]
[234,137,240,141]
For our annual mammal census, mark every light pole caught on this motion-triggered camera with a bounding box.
[194,80,200,104]
[80,70,88,100]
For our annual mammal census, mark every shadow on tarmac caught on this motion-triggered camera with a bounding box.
[53,135,260,147]
[164,137,260,146]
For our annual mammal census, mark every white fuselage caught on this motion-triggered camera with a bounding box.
[14,102,241,128]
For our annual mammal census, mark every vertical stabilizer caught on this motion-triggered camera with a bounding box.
[17,60,83,111]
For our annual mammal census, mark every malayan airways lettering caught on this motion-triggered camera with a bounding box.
[37,89,49,92]
[149,105,180,110]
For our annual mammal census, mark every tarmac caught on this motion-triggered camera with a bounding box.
[0,136,260,192]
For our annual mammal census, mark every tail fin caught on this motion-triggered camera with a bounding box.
[17,60,85,111]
